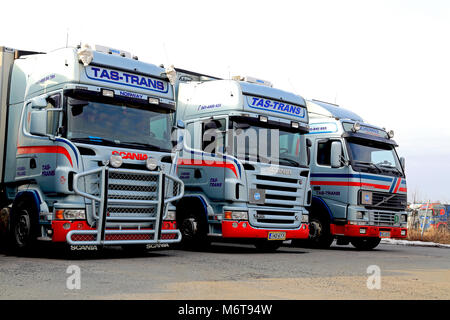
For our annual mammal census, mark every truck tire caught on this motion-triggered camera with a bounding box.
[254,240,282,252]
[307,215,334,249]
[351,237,381,250]
[8,203,38,254]
[178,213,210,250]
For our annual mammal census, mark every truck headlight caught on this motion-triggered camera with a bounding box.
[77,44,94,66]
[301,214,309,223]
[401,214,407,223]
[360,191,372,205]
[165,210,176,221]
[61,209,86,220]
[224,211,248,220]
[356,211,365,219]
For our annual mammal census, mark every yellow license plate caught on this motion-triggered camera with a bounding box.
[268,232,286,241]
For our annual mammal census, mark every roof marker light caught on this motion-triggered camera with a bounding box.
[148,97,160,105]
[259,115,268,123]
[102,89,114,98]
[291,122,299,129]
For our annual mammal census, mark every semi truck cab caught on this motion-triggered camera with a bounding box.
[174,71,310,251]
[304,100,408,250]
[0,45,184,252]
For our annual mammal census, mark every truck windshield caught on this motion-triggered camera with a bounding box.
[66,94,173,152]
[230,119,307,168]
[346,138,404,176]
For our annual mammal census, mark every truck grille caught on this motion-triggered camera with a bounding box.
[364,191,407,211]
[255,210,297,225]
[72,166,183,245]
[82,168,182,228]
[371,212,396,226]
[255,174,301,208]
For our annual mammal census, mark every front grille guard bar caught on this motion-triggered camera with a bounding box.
[68,167,184,245]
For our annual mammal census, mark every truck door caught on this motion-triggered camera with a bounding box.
[17,94,62,193]
[312,139,349,220]
[178,117,228,201]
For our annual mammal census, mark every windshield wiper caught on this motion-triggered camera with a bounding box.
[378,164,403,176]
[352,160,383,173]
[278,157,301,167]
[71,137,120,145]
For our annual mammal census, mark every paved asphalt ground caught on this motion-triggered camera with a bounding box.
[0,242,449,300]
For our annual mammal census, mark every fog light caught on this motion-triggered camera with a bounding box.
[356,211,364,219]
[401,230,406,236]
[360,228,367,234]
[110,154,123,168]
[146,157,158,170]
[352,122,361,132]
[232,222,238,228]
[388,130,394,138]
[242,222,247,228]
[301,215,309,223]
[63,223,71,230]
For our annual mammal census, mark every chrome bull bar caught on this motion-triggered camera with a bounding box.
[69,167,184,245]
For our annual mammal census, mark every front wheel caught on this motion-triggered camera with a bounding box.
[178,213,210,250]
[307,216,334,249]
[351,237,381,250]
[8,207,38,253]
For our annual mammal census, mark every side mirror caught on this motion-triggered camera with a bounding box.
[400,157,405,171]
[330,141,343,168]
[30,97,47,108]
[30,110,48,136]
[306,138,312,148]
[173,120,185,152]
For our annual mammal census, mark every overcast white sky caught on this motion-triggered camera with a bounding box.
[2,0,449,202]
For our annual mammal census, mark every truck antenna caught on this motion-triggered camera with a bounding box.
[162,42,171,67]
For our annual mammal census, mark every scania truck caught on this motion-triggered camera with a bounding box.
[0,44,184,252]
[299,100,408,250]
[173,71,310,251]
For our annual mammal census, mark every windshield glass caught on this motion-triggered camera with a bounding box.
[346,138,404,176]
[230,119,307,167]
[66,93,173,152]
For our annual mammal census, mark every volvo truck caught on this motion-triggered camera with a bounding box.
[0,44,183,253]
[301,100,408,250]
[173,70,310,251]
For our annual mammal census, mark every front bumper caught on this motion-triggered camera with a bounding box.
[222,220,309,239]
[51,220,181,245]
[330,223,407,239]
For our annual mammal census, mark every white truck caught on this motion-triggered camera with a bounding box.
[0,45,184,252]
[301,100,408,249]
[173,70,311,251]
